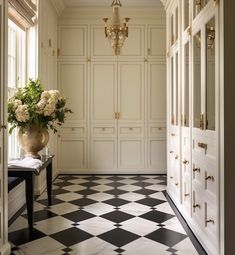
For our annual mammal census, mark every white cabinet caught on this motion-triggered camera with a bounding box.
[166,1,220,255]
[57,16,166,173]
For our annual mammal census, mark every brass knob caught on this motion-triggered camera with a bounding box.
[158,127,162,131]
[71,127,75,131]
[58,134,61,138]
[206,219,215,224]
[183,160,189,164]
[170,176,173,179]
[169,151,174,154]
[102,127,106,131]
[205,176,215,182]
[171,133,176,136]
[129,127,133,131]
[175,155,179,160]
[175,183,179,186]
[193,204,200,209]
[193,167,200,173]
[184,193,190,197]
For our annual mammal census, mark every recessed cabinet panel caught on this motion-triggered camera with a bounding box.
[119,139,144,168]
[149,63,166,122]
[59,26,86,58]
[183,0,190,30]
[183,42,189,127]
[121,26,144,57]
[91,139,117,169]
[59,63,86,123]
[91,26,114,57]
[118,63,144,121]
[58,138,86,170]
[91,63,117,121]
[148,139,166,170]
[206,17,215,131]
[148,26,166,57]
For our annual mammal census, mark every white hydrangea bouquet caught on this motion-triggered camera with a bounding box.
[8,79,72,134]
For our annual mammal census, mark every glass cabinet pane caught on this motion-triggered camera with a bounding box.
[175,7,178,41]
[184,42,189,127]
[206,17,215,130]
[171,15,174,45]
[175,53,179,126]
[193,31,201,128]
[193,0,209,18]
[184,0,190,30]
[171,57,174,124]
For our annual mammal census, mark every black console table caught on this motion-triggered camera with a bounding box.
[8,155,54,232]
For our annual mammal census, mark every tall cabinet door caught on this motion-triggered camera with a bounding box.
[0,0,10,253]
[91,62,118,169]
[117,62,145,168]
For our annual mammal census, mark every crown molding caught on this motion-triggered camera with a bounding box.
[50,0,65,16]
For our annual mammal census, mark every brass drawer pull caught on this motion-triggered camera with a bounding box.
[205,176,215,182]
[158,127,162,131]
[171,133,176,136]
[198,142,207,150]
[184,193,190,197]
[193,204,200,209]
[206,219,215,224]
[175,183,179,186]
[170,176,174,179]
[182,160,189,164]
[175,155,179,160]
[193,167,200,173]
[129,127,133,131]
[102,127,106,131]
[169,151,174,154]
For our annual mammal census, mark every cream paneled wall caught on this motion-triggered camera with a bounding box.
[57,8,166,174]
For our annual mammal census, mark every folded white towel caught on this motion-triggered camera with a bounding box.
[8,156,42,171]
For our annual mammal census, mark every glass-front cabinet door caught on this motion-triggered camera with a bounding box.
[193,15,216,132]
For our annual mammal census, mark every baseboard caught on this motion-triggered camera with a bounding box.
[57,169,167,175]
[0,242,11,255]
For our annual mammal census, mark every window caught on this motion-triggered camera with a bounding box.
[8,20,26,159]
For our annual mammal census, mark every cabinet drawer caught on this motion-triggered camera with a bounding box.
[59,127,86,137]
[91,125,116,137]
[119,126,143,137]
[149,126,166,137]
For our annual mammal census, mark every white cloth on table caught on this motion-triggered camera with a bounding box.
[8,156,42,172]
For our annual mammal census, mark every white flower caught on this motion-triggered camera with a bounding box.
[41,91,50,100]
[13,99,22,110]
[36,99,47,113]
[15,105,29,122]
[49,90,60,100]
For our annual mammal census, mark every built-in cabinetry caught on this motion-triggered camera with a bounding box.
[166,1,219,254]
[57,9,166,174]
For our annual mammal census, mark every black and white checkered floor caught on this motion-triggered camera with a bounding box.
[9,175,201,255]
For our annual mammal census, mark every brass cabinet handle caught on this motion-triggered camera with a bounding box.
[182,160,189,164]
[193,204,200,209]
[200,112,205,130]
[169,151,174,154]
[184,193,190,197]
[102,127,106,131]
[175,155,179,160]
[171,133,176,136]
[129,127,133,131]
[175,183,179,186]
[114,112,118,119]
[170,176,174,179]
[198,142,207,150]
[206,219,215,224]
[158,127,162,131]
[193,167,200,173]
[205,176,215,182]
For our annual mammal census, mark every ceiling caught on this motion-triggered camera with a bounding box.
[62,0,163,8]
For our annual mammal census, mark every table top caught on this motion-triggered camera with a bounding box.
[8,155,54,175]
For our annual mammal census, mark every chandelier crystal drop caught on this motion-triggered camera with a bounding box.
[103,0,130,55]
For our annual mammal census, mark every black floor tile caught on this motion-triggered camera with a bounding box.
[145,228,187,247]
[105,189,126,196]
[52,189,70,196]
[103,198,130,207]
[50,227,92,246]
[70,198,97,207]
[134,189,157,196]
[22,210,57,222]
[140,210,175,223]
[136,197,166,207]
[9,228,46,246]
[62,210,96,222]
[76,189,97,196]
[98,228,140,247]
[100,210,135,223]
[37,197,64,206]
[80,182,100,188]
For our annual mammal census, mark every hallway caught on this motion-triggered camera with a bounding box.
[9,175,202,255]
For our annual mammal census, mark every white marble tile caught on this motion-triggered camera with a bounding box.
[9,216,28,233]
[33,201,46,212]
[155,201,175,215]
[78,217,115,235]
[142,179,165,184]
[146,184,166,191]
[70,237,117,255]
[173,237,199,255]
[69,178,89,184]
[35,216,74,235]
[119,202,150,216]
[119,192,146,202]
[87,192,114,202]
[48,202,78,215]
[121,217,160,236]
[37,192,48,200]
[91,185,114,192]
[63,184,87,192]
[93,179,113,185]
[163,217,187,235]
[122,237,171,255]
[83,202,114,216]
[19,236,65,255]
[118,185,141,192]
[55,192,83,202]
[149,191,167,201]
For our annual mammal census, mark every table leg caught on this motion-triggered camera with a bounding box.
[46,162,52,206]
[24,172,34,233]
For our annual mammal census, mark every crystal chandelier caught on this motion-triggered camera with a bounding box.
[103,0,130,55]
